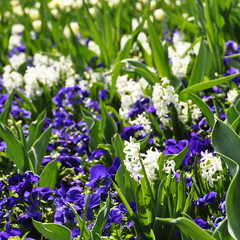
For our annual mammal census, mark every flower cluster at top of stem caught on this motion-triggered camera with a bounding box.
[200,150,223,188]
[123,137,161,183]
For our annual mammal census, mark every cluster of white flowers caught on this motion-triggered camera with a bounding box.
[123,137,161,183]
[2,65,23,92]
[130,112,152,136]
[227,89,239,104]
[152,77,201,126]
[11,0,24,16]
[152,78,179,126]
[8,24,24,50]
[162,160,176,177]
[200,150,223,188]
[2,53,81,99]
[2,23,28,92]
[48,0,83,12]
[88,0,121,8]
[117,75,148,119]
[168,32,200,78]
[177,100,202,124]
[25,54,81,98]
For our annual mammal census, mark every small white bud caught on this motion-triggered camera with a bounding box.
[29,8,39,20]
[154,9,165,21]
[32,20,42,32]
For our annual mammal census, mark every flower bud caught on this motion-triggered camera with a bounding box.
[32,20,42,32]
[154,8,165,21]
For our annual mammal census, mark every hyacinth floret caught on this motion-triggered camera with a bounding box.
[123,137,161,183]
[200,150,223,188]
[152,77,201,127]
[162,160,176,177]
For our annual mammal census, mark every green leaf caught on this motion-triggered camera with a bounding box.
[81,108,102,151]
[110,178,143,235]
[156,217,215,240]
[68,201,91,240]
[136,185,156,240]
[213,218,235,240]
[172,143,189,169]
[137,135,150,152]
[100,101,118,143]
[110,179,136,218]
[227,106,239,125]
[91,196,111,240]
[15,89,37,116]
[224,53,240,58]
[180,73,240,100]
[212,118,240,239]
[188,92,215,127]
[0,90,14,125]
[176,173,186,214]
[83,2,109,66]
[39,159,58,189]
[109,22,143,102]
[32,219,72,240]
[188,40,208,87]
[0,123,30,173]
[26,110,46,150]
[147,16,171,79]
[28,126,52,174]
[113,134,138,202]
[212,118,240,164]
[215,153,240,240]
[170,105,186,140]
[122,59,159,85]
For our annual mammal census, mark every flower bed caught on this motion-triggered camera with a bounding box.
[0,0,240,239]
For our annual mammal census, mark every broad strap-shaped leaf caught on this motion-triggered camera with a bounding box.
[113,134,138,202]
[136,185,156,240]
[26,110,46,150]
[68,202,91,240]
[188,92,215,127]
[147,16,171,79]
[110,179,143,236]
[0,123,30,173]
[213,218,235,240]
[212,118,240,239]
[176,173,186,214]
[180,73,240,100]
[91,195,111,240]
[15,89,37,116]
[172,143,189,169]
[83,1,109,67]
[215,153,240,240]
[28,126,52,174]
[122,59,159,85]
[170,105,186,140]
[188,40,208,87]
[212,118,240,164]
[32,219,72,240]
[0,90,15,125]
[100,101,118,143]
[81,108,102,151]
[156,217,215,240]
[109,23,144,102]
[39,159,59,190]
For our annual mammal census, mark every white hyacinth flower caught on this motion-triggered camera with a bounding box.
[162,160,176,177]
[117,75,147,119]
[200,150,223,188]
[123,137,161,183]
[130,113,152,136]
[227,89,238,104]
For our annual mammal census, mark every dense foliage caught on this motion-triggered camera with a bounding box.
[0,0,240,239]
